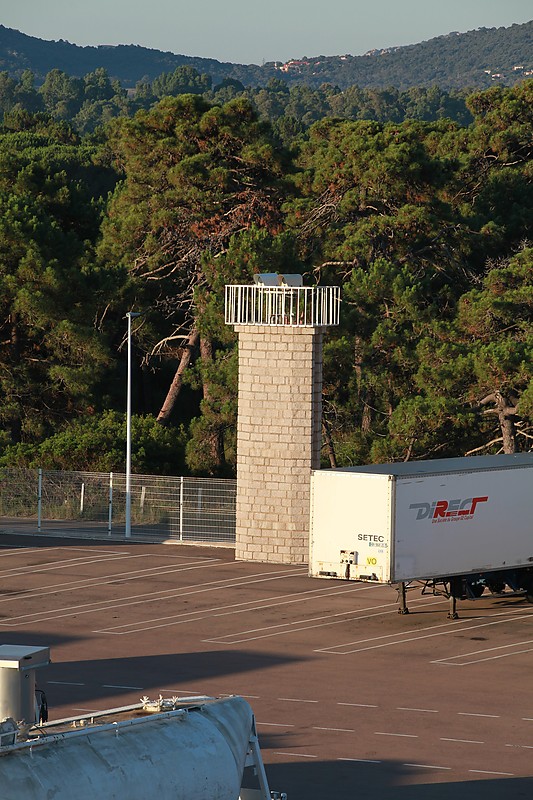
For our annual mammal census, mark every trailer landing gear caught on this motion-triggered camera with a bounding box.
[397,582,410,615]
[448,594,458,620]
[397,580,459,617]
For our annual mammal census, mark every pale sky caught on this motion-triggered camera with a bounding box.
[0,0,531,65]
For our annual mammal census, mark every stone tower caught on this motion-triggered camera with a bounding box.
[225,275,340,564]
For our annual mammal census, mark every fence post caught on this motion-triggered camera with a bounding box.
[37,469,42,533]
[80,482,85,515]
[179,476,184,542]
[108,472,113,536]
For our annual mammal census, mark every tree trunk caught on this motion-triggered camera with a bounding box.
[322,418,337,468]
[200,335,226,470]
[9,315,22,442]
[499,409,517,454]
[480,391,518,454]
[354,335,373,432]
[361,400,372,433]
[156,328,199,425]
[354,335,363,395]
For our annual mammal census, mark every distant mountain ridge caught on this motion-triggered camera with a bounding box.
[0,21,531,90]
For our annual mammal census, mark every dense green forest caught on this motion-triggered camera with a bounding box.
[1,21,531,90]
[0,65,475,139]
[0,78,531,475]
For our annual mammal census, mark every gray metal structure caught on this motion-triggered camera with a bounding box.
[0,645,50,724]
[0,643,285,800]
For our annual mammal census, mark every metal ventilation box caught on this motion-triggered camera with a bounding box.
[0,645,50,724]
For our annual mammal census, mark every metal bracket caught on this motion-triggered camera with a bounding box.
[239,716,287,800]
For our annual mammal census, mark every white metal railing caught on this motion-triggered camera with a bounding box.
[225,284,341,327]
[0,468,236,544]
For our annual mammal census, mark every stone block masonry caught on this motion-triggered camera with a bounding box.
[234,325,324,564]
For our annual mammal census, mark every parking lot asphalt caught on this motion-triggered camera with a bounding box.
[1,532,533,800]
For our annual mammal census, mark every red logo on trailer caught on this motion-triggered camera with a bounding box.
[409,496,488,522]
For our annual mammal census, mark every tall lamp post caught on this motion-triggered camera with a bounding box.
[125,311,142,538]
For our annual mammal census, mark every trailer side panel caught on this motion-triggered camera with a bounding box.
[393,466,533,582]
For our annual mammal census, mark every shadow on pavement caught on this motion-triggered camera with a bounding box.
[264,758,533,800]
[0,527,230,550]
[0,631,79,648]
[42,649,304,706]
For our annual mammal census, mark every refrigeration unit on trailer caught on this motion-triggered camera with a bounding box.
[309,454,533,617]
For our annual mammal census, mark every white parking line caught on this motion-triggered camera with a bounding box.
[441,737,484,744]
[314,607,463,655]
[47,681,85,686]
[0,546,113,557]
[97,581,360,635]
[0,546,126,557]
[103,684,143,690]
[433,639,533,666]
[404,763,451,770]
[0,558,221,604]
[257,722,295,728]
[339,757,381,764]
[203,596,445,646]
[458,712,500,718]
[317,607,533,655]
[375,732,418,738]
[313,726,355,733]
[276,752,317,758]
[506,743,533,749]
[469,769,514,776]
[1,567,304,627]
[397,707,438,713]
[0,552,131,578]
[278,698,319,703]
[338,702,378,708]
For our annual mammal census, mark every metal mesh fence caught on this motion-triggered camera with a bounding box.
[0,468,236,544]
[0,468,39,517]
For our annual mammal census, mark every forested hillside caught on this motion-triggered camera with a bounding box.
[0,21,531,90]
[0,64,475,138]
[0,80,531,475]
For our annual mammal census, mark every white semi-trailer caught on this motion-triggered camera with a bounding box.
[309,453,533,617]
